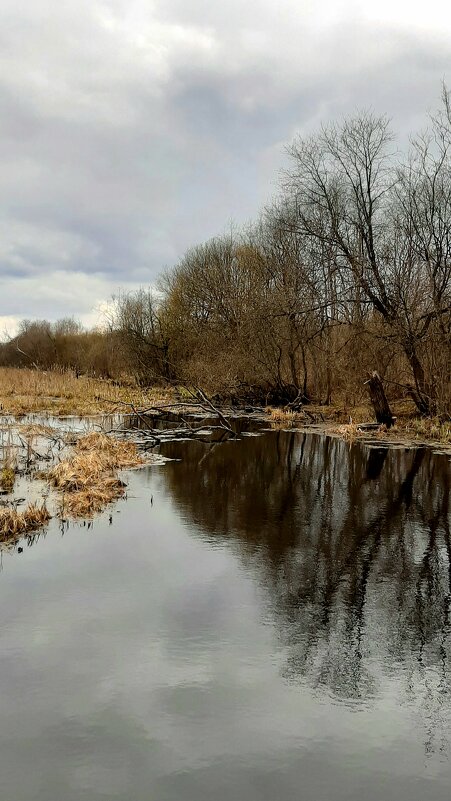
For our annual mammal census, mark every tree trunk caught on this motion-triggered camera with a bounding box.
[301,345,309,401]
[288,348,298,389]
[403,344,431,416]
[365,372,395,427]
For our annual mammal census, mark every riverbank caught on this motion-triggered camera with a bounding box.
[0,367,172,416]
[268,402,451,451]
[1,367,450,448]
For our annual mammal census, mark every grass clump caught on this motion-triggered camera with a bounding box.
[1,466,16,492]
[0,430,17,492]
[47,432,144,517]
[0,503,51,542]
[403,417,451,443]
[330,422,364,442]
[269,408,297,423]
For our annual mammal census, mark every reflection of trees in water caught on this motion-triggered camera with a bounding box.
[160,432,451,750]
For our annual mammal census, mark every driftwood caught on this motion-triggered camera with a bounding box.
[96,390,236,436]
[105,423,237,452]
[192,386,234,433]
[364,372,396,428]
[97,386,240,445]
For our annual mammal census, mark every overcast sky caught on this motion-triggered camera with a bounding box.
[1,0,450,336]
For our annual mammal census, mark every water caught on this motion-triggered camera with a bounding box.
[0,429,450,800]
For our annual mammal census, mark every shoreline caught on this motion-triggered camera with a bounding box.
[266,419,451,456]
[0,367,449,450]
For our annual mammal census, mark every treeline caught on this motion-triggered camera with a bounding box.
[2,91,451,416]
[0,318,123,378]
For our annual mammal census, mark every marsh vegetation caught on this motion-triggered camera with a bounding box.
[0,423,159,543]
[46,432,145,517]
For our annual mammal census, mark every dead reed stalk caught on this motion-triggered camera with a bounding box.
[0,428,17,492]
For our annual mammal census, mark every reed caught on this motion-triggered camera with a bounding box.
[0,428,17,492]
[0,466,16,492]
[268,408,301,427]
[0,503,51,542]
[330,422,364,442]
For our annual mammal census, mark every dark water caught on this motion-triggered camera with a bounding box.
[1,430,451,800]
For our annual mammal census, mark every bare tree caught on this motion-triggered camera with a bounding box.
[113,289,172,384]
[285,106,450,415]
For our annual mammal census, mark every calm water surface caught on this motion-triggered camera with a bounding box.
[0,430,450,800]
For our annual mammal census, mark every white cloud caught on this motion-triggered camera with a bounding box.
[0,316,21,341]
[361,0,451,31]
[1,270,142,336]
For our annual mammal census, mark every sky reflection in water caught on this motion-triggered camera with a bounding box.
[0,430,450,800]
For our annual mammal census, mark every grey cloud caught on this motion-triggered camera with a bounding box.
[0,0,450,329]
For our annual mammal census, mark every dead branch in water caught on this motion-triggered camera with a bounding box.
[96,385,236,438]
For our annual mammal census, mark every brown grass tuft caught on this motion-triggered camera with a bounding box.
[402,417,451,444]
[330,422,363,442]
[18,423,57,439]
[47,432,144,517]
[269,408,297,422]
[0,466,16,492]
[268,408,301,427]
[1,430,17,492]
[0,503,51,542]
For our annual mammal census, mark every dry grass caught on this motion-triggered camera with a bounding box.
[18,422,57,438]
[46,432,144,517]
[268,407,322,428]
[334,401,451,445]
[330,422,364,442]
[0,466,16,492]
[269,408,298,424]
[0,367,173,416]
[0,502,51,542]
[400,417,451,444]
[0,428,17,492]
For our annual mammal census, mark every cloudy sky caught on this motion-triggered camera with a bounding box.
[1,0,450,336]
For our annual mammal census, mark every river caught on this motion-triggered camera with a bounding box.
[0,428,450,800]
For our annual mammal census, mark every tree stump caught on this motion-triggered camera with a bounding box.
[365,372,395,428]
